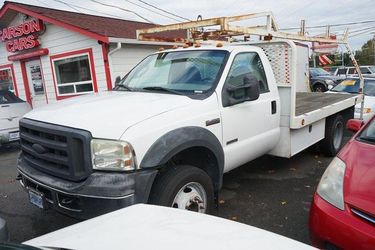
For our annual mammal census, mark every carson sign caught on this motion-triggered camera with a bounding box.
[0,19,44,53]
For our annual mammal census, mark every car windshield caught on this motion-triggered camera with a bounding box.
[369,66,375,73]
[331,79,375,96]
[310,68,330,77]
[358,118,375,144]
[0,90,24,104]
[114,50,228,94]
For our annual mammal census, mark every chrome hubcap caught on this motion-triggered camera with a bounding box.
[172,182,207,213]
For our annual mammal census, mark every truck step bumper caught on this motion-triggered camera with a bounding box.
[17,157,158,219]
[19,172,136,219]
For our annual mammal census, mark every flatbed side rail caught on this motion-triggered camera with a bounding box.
[291,94,362,129]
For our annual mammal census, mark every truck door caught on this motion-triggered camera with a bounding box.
[220,52,280,172]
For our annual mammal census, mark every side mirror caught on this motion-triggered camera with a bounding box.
[225,75,260,106]
[115,76,121,85]
[346,119,364,133]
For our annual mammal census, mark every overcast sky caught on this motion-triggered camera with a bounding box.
[1,0,374,50]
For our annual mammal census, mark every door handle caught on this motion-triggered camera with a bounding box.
[271,100,277,114]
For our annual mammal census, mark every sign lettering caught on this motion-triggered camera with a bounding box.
[0,19,44,53]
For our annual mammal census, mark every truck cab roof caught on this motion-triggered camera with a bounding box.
[155,44,262,54]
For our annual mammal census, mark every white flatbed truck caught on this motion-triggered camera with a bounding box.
[17,13,362,218]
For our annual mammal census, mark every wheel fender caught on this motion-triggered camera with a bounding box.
[140,126,224,186]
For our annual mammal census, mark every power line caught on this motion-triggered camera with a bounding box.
[349,27,375,38]
[350,26,375,35]
[52,0,83,13]
[279,0,316,20]
[89,0,155,23]
[136,0,191,21]
[50,0,127,19]
[34,0,50,7]
[281,19,375,31]
[124,0,181,22]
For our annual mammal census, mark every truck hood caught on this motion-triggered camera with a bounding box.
[24,91,193,139]
[24,204,314,250]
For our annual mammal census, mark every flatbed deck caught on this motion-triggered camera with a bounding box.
[295,92,357,116]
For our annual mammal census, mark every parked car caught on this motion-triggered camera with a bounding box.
[334,66,375,78]
[2,204,313,250]
[309,116,375,250]
[0,90,31,146]
[309,67,342,92]
[329,78,375,121]
[17,42,358,219]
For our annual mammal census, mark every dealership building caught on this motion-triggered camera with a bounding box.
[0,1,184,108]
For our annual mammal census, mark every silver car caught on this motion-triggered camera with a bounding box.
[0,90,31,146]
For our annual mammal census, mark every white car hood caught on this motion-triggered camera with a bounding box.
[24,204,315,250]
[24,91,193,139]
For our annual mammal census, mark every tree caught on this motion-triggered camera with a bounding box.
[355,38,375,65]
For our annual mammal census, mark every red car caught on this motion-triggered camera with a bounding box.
[310,116,375,250]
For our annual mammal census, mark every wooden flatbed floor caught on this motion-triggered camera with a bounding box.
[295,92,357,116]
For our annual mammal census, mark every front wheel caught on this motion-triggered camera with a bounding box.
[149,165,214,214]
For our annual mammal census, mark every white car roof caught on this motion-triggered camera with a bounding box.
[25,204,314,250]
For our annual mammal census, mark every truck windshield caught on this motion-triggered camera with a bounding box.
[115,50,227,94]
[331,79,375,96]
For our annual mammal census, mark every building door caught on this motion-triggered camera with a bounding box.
[25,60,46,108]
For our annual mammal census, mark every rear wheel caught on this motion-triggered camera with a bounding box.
[319,115,344,156]
[149,165,215,214]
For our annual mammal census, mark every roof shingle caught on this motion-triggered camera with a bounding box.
[2,1,186,41]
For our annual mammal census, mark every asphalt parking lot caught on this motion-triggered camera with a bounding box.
[0,141,345,245]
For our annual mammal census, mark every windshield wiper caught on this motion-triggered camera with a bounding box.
[142,86,184,95]
[114,84,132,91]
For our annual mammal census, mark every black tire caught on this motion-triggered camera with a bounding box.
[319,114,344,156]
[149,165,215,214]
[313,83,326,92]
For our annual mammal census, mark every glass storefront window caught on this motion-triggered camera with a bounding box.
[53,54,94,96]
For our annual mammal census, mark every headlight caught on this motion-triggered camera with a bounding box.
[91,139,136,171]
[317,157,346,210]
[325,79,334,85]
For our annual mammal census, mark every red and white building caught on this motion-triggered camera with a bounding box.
[0,1,184,108]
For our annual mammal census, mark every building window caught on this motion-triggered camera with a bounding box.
[0,66,15,93]
[50,48,97,98]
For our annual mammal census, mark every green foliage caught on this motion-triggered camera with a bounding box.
[355,39,375,65]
